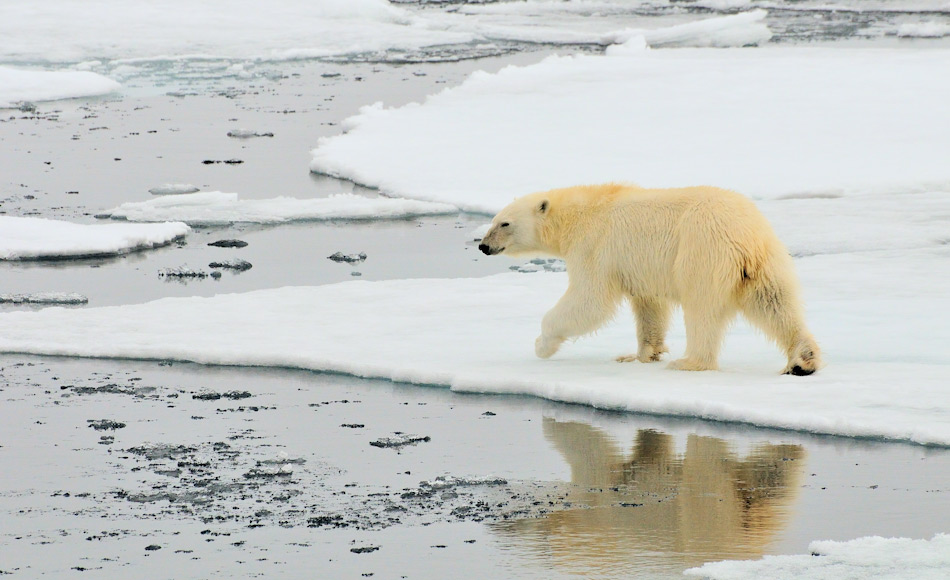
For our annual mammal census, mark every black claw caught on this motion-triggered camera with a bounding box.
[786,364,814,376]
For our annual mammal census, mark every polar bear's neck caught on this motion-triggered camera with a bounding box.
[538,202,604,258]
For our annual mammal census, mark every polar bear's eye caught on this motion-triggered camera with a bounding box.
[500,222,510,228]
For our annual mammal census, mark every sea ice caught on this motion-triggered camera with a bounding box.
[0,216,189,260]
[0,1,776,69]
[0,292,88,305]
[208,259,252,271]
[310,46,950,213]
[0,66,120,108]
[897,22,950,37]
[327,251,367,264]
[158,266,212,279]
[0,238,947,446]
[102,191,458,225]
[227,129,274,138]
[148,183,200,195]
[685,533,950,580]
[0,0,474,64]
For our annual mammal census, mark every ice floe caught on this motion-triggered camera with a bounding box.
[685,533,950,580]
[102,191,458,225]
[0,0,472,63]
[0,216,189,260]
[897,21,950,37]
[0,292,88,305]
[0,2,775,67]
[446,10,772,48]
[311,46,950,213]
[601,10,772,48]
[148,183,200,196]
[0,237,947,445]
[0,66,120,108]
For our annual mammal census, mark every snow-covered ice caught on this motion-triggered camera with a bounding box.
[601,10,772,48]
[684,533,950,580]
[0,0,470,64]
[0,66,120,108]
[148,183,200,196]
[102,191,458,225]
[0,292,88,305]
[0,232,947,445]
[897,22,950,38]
[440,9,772,48]
[0,1,774,67]
[227,129,274,139]
[311,46,950,213]
[0,216,189,260]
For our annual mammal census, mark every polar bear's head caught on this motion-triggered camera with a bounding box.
[478,193,549,257]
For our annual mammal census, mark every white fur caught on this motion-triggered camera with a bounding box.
[480,183,821,374]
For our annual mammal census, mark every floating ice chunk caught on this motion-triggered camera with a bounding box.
[693,0,756,10]
[369,433,431,449]
[897,22,950,38]
[0,292,88,305]
[208,259,252,271]
[605,35,648,57]
[605,10,772,48]
[327,251,367,264]
[0,216,189,260]
[419,476,508,490]
[149,183,200,195]
[103,191,458,225]
[207,239,248,248]
[510,259,566,274]
[159,266,211,279]
[0,66,121,108]
[227,129,274,138]
[685,533,950,580]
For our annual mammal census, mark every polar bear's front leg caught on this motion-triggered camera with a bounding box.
[535,278,619,359]
[535,334,565,359]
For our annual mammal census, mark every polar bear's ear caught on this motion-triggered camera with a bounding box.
[537,200,549,214]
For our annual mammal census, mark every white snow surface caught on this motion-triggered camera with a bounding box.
[311,46,950,213]
[0,0,467,63]
[0,220,947,445]
[0,66,120,108]
[0,216,189,260]
[0,1,769,65]
[685,533,950,580]
[103,191,458,225]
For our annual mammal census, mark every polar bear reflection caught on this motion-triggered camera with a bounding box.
[494,419,805,576]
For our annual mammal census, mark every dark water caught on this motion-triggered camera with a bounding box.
[1,356,946,579]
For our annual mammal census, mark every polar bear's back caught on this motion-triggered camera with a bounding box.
[548,184,790,301]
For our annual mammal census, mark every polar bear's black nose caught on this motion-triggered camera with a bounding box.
[478,243,491,255]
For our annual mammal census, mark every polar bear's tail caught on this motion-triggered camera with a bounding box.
[737,249,822,376]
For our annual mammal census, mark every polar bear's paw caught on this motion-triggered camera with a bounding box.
[616,344,668,363]
[535,335,564,359]
[667,358,718,372]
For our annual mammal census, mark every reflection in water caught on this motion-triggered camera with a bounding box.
[495,419,805,579]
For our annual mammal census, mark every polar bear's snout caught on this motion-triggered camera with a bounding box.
[478,243,504,255]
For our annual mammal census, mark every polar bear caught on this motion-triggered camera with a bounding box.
[478,183,821,375]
